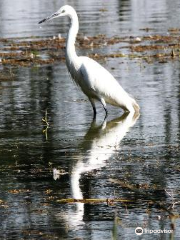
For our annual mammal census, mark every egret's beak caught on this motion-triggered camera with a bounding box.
[38,11,60,24]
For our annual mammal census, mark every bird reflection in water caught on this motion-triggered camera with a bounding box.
[54,111,139,229]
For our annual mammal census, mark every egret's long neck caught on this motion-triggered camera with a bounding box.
[66,12,79,63]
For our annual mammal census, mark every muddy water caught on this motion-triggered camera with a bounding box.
[0,0,180,239]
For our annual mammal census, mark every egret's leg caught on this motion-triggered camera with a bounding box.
[89,99,96,117]
[100,98,108,117]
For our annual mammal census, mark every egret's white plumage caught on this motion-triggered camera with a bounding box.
[39,5,140,116]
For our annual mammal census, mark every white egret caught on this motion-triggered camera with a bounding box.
[39,5,140,117]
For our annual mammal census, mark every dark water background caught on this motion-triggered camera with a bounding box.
[0,0,180,239]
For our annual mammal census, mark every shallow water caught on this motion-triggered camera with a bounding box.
[0,0,180,239]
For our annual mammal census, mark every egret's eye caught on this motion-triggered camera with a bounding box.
[62,10,65,13]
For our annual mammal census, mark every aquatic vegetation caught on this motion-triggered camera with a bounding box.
[0,30,179,67]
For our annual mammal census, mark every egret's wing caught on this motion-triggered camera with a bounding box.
[79,57,120,96]
[78,57,134,109]
[78,60,97,92]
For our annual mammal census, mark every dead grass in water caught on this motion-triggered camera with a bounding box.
[0,29,179,67]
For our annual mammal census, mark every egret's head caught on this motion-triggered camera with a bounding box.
[39,5,75,24]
